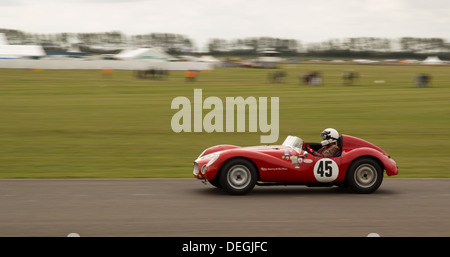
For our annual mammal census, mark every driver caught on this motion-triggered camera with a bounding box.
[305,128,341,158]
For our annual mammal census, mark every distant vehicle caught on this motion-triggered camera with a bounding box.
[193,135,398,195]
[256,49,282,68]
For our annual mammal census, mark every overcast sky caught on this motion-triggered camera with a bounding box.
[1,0,449,50]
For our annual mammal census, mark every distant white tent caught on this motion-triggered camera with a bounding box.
[197,55,221,67]
[0,33,9,45]
[0,45,46,59]
[177,55,200,62]
[198,55,221,63]
[0,33,46,59]
[352,59,379,64]
[422,56,445,65]
[115,47,173,61]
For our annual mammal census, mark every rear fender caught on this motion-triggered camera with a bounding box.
[341,148,398,177]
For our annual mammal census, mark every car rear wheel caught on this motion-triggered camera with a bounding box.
[347,157,383,194]
[220,158,257,195]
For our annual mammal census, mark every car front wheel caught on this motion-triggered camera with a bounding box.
[208,177,222,188]
[220,158,257,195]
[347,158,383,194]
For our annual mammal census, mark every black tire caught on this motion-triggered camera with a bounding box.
[347,157,383,194]
[219,158,257,195]
[208,177,222,188]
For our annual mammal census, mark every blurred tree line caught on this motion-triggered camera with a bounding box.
[304,37,450,59]
[1,28,449,59]
[0,29,194,55]
[208,37,450,59]
[207,37,299,56]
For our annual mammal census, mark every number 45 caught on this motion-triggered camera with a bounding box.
[317,160,333,177]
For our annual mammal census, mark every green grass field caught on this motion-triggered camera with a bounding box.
[0,64,449,178]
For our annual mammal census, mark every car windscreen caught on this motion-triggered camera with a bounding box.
[282,136,303,149]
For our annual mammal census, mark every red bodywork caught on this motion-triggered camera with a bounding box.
[193,135,398,185]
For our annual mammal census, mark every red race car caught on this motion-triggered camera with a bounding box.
[193,134,398,195]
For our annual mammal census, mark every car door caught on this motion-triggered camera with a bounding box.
[310,156,342,183]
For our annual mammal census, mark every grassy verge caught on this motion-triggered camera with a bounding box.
[0,64,449,178]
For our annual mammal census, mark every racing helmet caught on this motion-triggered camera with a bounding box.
[320,128,339,146]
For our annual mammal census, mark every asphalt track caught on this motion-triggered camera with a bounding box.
[0,178,449,237]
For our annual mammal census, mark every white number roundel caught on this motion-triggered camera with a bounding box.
[313,158,339,182]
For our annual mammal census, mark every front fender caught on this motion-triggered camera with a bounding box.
[199,145,240,158]
[203,149,285,181]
